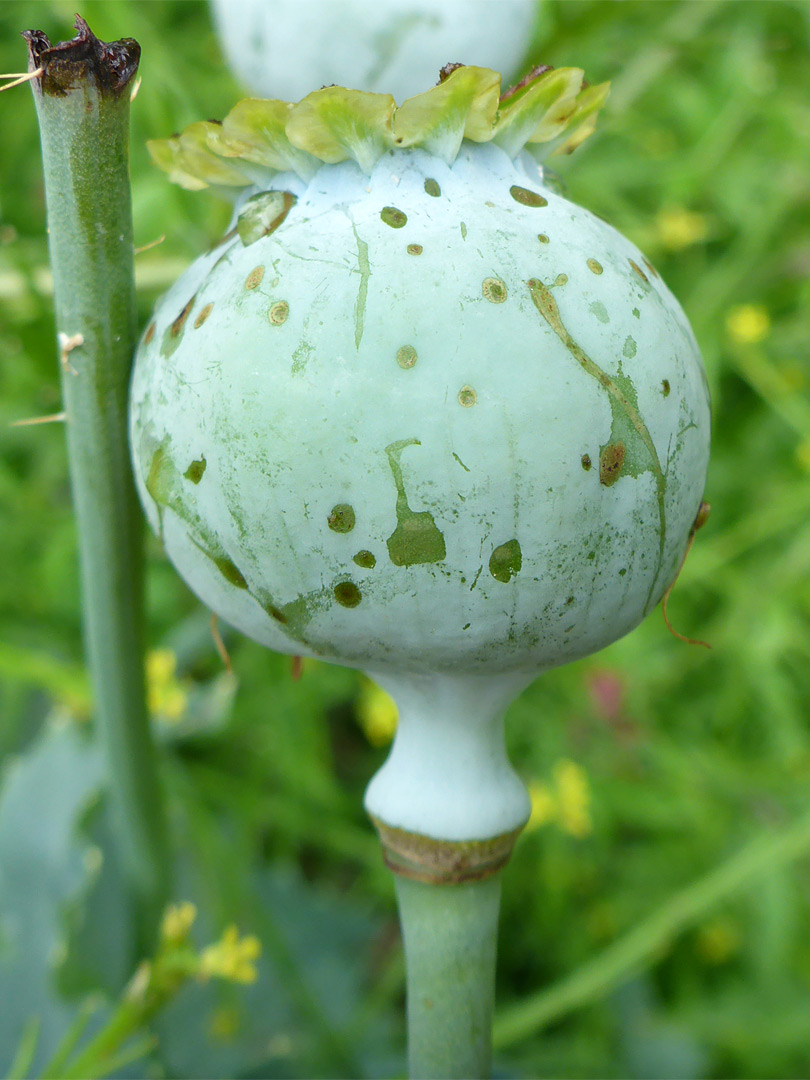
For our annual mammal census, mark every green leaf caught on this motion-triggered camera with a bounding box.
[0,721,103,1075]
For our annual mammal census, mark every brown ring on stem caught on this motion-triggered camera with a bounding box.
[370,817,524,884]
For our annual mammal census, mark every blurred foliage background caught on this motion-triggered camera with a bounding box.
[1,1,810,1077]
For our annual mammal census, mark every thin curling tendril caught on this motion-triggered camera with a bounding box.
[661,501,711,649]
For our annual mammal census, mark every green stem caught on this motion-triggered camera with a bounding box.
[25,17,169,948]
[493,804,810,1048]
[395,875,501,1080]
[56,994,151,1080]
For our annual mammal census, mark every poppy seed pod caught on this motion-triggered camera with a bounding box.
[131,66,710,868]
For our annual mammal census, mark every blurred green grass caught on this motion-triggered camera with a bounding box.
[1,1,810,1077]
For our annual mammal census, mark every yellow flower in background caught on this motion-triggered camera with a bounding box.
[161,901,197,945]
[356,679,398,746]
[554,759,592,838]
[208,1004,242,1042]
[726,304,770,345]
[146,648,189,722]
[527,780,556,830]
[199,925,262,985]
[525,759,592,838]
[655,207,709,250]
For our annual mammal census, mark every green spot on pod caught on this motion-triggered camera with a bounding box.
[328,503,356,533]
[581,454,592,471]
[510,185,547,208]
[146,445,171,507]
[458,385,477,407]
[407,244,423,255]
[397,345,417,369]
[589,300,609,324]
[353,550,376,569]
[424,178,441,197]
[489,539,522,583]
[538,233,549,244]
[144,322,155,344]
[587,258,603,274]
[237,190,296,246]
[184,457,206,484]
[334,581,361,607]
[482,277,507,303]
[381,206,407,228]
[215,556,248,589]
[385,439,446,567]
[623,336,637,358]
[662,379,671,396]
[599,442,626,486]
[161,296,194,358]
[269,301,289,325]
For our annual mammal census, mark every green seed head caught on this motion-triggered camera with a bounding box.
[131,69,709,677]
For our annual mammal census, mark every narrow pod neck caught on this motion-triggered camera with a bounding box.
[364,671,532,884]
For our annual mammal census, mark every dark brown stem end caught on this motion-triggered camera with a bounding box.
[22,13,140,98]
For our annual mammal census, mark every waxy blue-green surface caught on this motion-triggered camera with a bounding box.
[211,0,537,104]
[130,143,710,676]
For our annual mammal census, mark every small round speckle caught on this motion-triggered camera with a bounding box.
[396,345,417,369]
[587,258,603,275]
[328,504,355,533]
[554,273,568,287]
[334,581,361,608]
[353,550,376,569]
[628,259,649,285]
[458,385,477,408]
[169,299,193,338]
[538,234,550,244]
[662,379,671,397]
[245,266,264,289]
[600,442,626,487]
[581,454,592,471]
[144,322,155,344]
[482,277,507,303]
[269,301,289,325]
[381,206,407,228]
[407,243,423,255]
[424,178,441,197]
[510,184,547,208]
[194,303,213,328]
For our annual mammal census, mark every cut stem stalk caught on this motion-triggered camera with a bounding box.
[26,18,169,949]
[396,875,501,1079]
